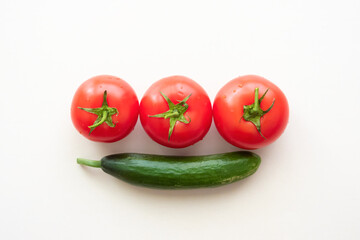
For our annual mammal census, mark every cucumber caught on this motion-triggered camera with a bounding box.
[77,151,261,189]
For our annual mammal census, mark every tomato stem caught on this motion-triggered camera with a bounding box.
[78,90,119,134]
[241,88,275,139]
[253,88,260,111]
[149,92,191,141]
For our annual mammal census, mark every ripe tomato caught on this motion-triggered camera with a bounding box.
[213,75,289,149]
[71,75,139,142]
[139,76,212,148]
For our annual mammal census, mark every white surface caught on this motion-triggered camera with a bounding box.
[1,0,359,239]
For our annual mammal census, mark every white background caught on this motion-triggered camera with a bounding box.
[1,0,359,239]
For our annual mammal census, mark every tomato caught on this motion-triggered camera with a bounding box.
[213,75,289,149]
[71,75,139,142]
[139,76,212,148]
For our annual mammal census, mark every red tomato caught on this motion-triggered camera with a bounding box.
[71,75,139,142]
[139,76,212,148]
[213,75,289,149]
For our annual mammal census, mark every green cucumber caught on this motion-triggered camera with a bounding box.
[77,151,261,189]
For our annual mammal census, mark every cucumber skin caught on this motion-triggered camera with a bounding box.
[101,151,261,189]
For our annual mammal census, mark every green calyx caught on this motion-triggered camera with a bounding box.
[241,88,275,139]
[149,92,191,141]
[78,90,119,134]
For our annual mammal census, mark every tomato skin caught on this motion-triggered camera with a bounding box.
[139,76,212,148]
[71,75,139,142]
[213,75,289,149]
